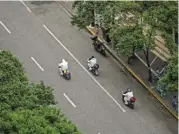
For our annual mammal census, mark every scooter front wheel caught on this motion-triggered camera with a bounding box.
[129,103,134,109]
[65,73,71,80]
[102,51,106,56]
[94,70,99,76]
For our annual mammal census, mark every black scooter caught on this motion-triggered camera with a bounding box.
[91,64,99,76]
[87,59,99,76]
[91,35,106,56]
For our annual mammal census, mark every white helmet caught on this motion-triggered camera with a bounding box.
[62,59,66,63]
[127,88,131,92]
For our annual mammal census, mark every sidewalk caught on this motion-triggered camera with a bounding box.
[87,26,178,119]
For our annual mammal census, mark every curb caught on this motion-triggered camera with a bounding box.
[86,27,178,120]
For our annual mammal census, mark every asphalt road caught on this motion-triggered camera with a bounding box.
[0,1,177,134]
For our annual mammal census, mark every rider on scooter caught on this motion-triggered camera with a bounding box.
[58,59,68,75]
[88,56,98,71]
[123,88,134,105]
[91,35,103,51]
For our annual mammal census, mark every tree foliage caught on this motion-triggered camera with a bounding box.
[0,51,28,84]
[71,1,116,30]
[0,107,81,134]
[159,53,178,92]
[109,24,144,56]
[142,1,178,54]
[0,50,81,134]
[71,1,95,29]
[153,1,178,43]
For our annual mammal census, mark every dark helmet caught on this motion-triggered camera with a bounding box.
[91,56,95,59]
[127,88,131,92]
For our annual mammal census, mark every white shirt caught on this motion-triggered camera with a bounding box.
[89,58,97,67]
[58,61,68,70]
[124,91,134,100]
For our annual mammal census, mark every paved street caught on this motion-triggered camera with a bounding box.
[0,1,177,134]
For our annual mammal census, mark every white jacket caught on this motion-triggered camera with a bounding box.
[58,59,68,71]
[123,91,134,101]
[88,58,97,67]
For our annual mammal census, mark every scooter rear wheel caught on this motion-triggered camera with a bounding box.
[94,70,99,76]
[65,74,71,80]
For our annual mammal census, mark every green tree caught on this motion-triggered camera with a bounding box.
[0,107,81,134]
[139,1,178,55]
[71,1,116,41]
[159,53,178,92]
[0,50,81,134]
[71,1,95,29]
[109,1,157,82]
[0,50,28,84]
[109,24,144,58]
[153,1,178,45]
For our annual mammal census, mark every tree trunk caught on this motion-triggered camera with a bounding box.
[148,66,152,83]
[92,9,95,26]
[132,45,136,57]
[144,25,155,83]
[100,27,111,43]
[175,31,178,45]
[128,45,136,64]
[111,8,115,25]
[172,27,176,44]
[91,22,95,27]
[101,27,106,40]
[111,38,117,50]
[143,49,152,83]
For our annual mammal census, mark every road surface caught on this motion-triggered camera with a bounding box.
[0,1,177,134]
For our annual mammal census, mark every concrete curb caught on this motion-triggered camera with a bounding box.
[86,27,178,120]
